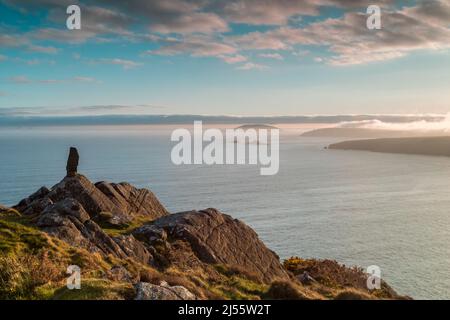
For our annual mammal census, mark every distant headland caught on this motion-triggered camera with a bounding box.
[329,136,450,157]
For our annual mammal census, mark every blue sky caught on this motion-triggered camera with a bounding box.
[0,0,449,116]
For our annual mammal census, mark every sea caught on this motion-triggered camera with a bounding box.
[1,124,450,299]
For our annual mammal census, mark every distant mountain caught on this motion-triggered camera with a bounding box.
[329,136,450,157]
[301,128,450,138]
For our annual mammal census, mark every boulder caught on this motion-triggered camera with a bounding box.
[134,208,289,283]
[135,281,197,300]
[113,234,152,264]
[95,181,168,221]
[35,198,130,258]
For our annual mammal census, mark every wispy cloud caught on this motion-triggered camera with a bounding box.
[26,44,59,54]
[0,104,168,116]
[236,62,268,71]
[8,75,102,84]
[92,58,142,70]
[9,76,32,84]
[259,53,284,60]
[219,54,247,64]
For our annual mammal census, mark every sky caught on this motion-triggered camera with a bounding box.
[0,0,449,116]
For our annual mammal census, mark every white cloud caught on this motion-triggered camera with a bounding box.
[236,62,268,70]
[149,35,237,57]
[94,58,142,70]
[259,53,284,60]
[219,54,247,64]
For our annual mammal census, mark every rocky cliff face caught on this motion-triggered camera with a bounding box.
[10,173,289,285]
[0,162,405,300]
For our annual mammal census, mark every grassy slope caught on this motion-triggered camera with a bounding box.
[0,208,402,300]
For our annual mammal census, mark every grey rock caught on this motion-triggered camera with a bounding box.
[134,208,290,283]
[135,281,196,300]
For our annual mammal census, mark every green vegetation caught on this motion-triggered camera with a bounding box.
[0,207,403,300]
[100,215,156,237]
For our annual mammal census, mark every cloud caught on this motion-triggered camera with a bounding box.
[236,62,268,70]
[150,12,228,34]
[149,35,237,57]
[92,58,142,70]
[26,44,59,54]
[0,104,168,116]
[219,54,247,64]
[72,76,101,83]
[227,0,450,65]
[9,76,32,84]
[0,55,7,61]
[228,30,293,50]
[259,53,284,60]
[2,0,449,67]
[8,75,101,84]
[337,114,450,132]
[207,0,318,25]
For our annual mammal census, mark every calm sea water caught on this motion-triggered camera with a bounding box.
[1,125,450,299]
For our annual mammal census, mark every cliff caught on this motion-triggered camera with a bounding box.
[0,151,406,300]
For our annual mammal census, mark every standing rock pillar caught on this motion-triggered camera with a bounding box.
[66,147,79,177]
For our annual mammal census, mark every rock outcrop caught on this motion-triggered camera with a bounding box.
[133,208,290,283]
[13,173,168,261]
[15,175,168,225]
[135,281,197,300]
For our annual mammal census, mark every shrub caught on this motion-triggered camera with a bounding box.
[265,281,309,300]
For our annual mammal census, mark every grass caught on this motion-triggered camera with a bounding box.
[283,257,401,299]
[0,208,403,300]
[47,279,135,300]
[100,215,156,237]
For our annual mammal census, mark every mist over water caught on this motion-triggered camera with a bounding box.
[1,125,450,299]
[337,113,450,133]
